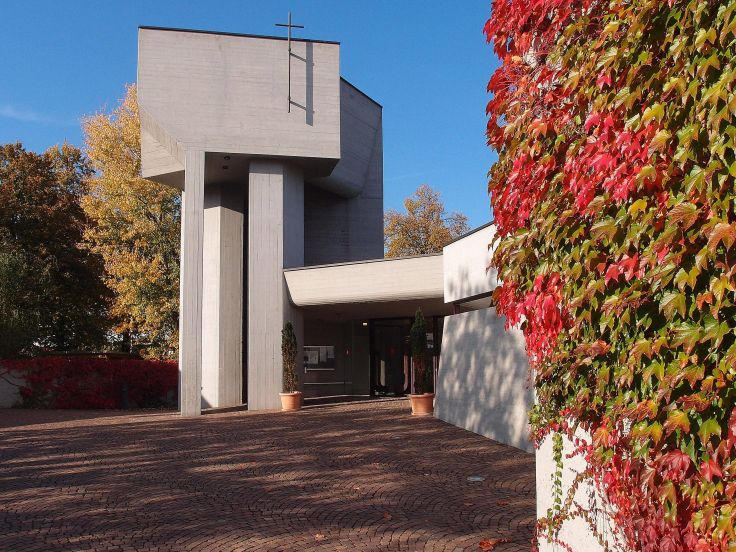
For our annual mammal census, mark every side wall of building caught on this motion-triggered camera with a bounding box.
[304,80,383,265]
[443,224,496,304]
[435,308,533,453]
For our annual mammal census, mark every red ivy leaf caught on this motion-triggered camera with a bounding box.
[700,457,723,482]
[596,71,613,90]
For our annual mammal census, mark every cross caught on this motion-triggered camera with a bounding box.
[275,12,305,113]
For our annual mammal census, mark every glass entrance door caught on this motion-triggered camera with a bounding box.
[369,316,444,397]
[371,319,411,396]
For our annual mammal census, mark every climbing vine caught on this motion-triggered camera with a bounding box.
[485,0,736,550]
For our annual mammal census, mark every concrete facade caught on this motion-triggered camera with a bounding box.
[138,26,384,415]
[304,80,384,265]
[138,28,341,172]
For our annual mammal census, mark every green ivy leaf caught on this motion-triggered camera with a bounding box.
[697,418,721,444]
[665,409,691,434]
[660,291,687,320]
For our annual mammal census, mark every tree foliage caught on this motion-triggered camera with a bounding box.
[486,0,736,549]
[0,143,109,356]
[82,85,180,359]
[0,240,39,358]
[384,184,469,257]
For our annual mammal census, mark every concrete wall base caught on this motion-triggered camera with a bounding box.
[536,430,625,551]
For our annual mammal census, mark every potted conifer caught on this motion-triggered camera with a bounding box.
[279,321,303,411]
[409,308,434,416]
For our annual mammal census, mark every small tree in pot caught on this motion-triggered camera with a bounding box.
[409,308,434,416]
[279,321,302,411]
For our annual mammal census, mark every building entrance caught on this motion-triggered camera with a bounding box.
[371,320,411,396]
[370,316,443,397]
[300,315,443,400]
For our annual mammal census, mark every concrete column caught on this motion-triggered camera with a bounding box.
[201,183,246,409]
[179,150,205,417]
[247,160,304,410]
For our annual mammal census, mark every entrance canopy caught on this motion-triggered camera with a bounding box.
[284,254,453,320]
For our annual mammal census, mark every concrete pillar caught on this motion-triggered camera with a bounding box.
[201,183,246,409]
[179,150,205,417]
[247,160,304,410]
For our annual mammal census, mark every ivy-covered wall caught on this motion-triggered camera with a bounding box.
[485,0,736,550]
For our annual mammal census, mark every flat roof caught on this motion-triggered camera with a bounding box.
[445,221,494,246]
[284,253,441,272]
[138,25,340,46]
[284,254,445,308]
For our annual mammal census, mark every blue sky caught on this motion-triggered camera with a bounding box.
[0,1,498,228]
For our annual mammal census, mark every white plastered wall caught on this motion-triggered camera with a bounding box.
[536,430,625,551]
[435,308,533,452]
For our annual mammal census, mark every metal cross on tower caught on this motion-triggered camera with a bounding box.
[275,12,304,113]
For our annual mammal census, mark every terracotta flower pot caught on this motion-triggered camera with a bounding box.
[280,391,303,412]
[409,393,435,416]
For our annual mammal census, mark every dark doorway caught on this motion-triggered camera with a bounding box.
[370,319,411,396]
[369,316,443,397]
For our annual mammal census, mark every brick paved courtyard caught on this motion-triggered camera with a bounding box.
[0,399,535,551]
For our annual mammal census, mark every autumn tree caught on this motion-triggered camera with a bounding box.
[82,85,180,358]
[384,184,469,257]
[0,239,38,358]
[0,143,110,356]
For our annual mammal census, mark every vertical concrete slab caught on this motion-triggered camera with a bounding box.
[201,183,246,409]
[179,150,205,417]
[442,224,497,303]
[247,160,304,410]
[303,80,384,265]
[283,165,305,396]
[435,308,533,452]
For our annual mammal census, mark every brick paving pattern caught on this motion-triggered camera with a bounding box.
[0,399,535,551]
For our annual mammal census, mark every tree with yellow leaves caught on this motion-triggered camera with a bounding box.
[384,184,469,258]
[82,85,180,358]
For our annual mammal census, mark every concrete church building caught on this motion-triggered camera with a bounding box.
[137,25,532,452]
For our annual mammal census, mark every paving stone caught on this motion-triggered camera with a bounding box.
[0,399,535,551]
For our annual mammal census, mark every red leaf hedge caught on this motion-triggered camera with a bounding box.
[2,356,177,409]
